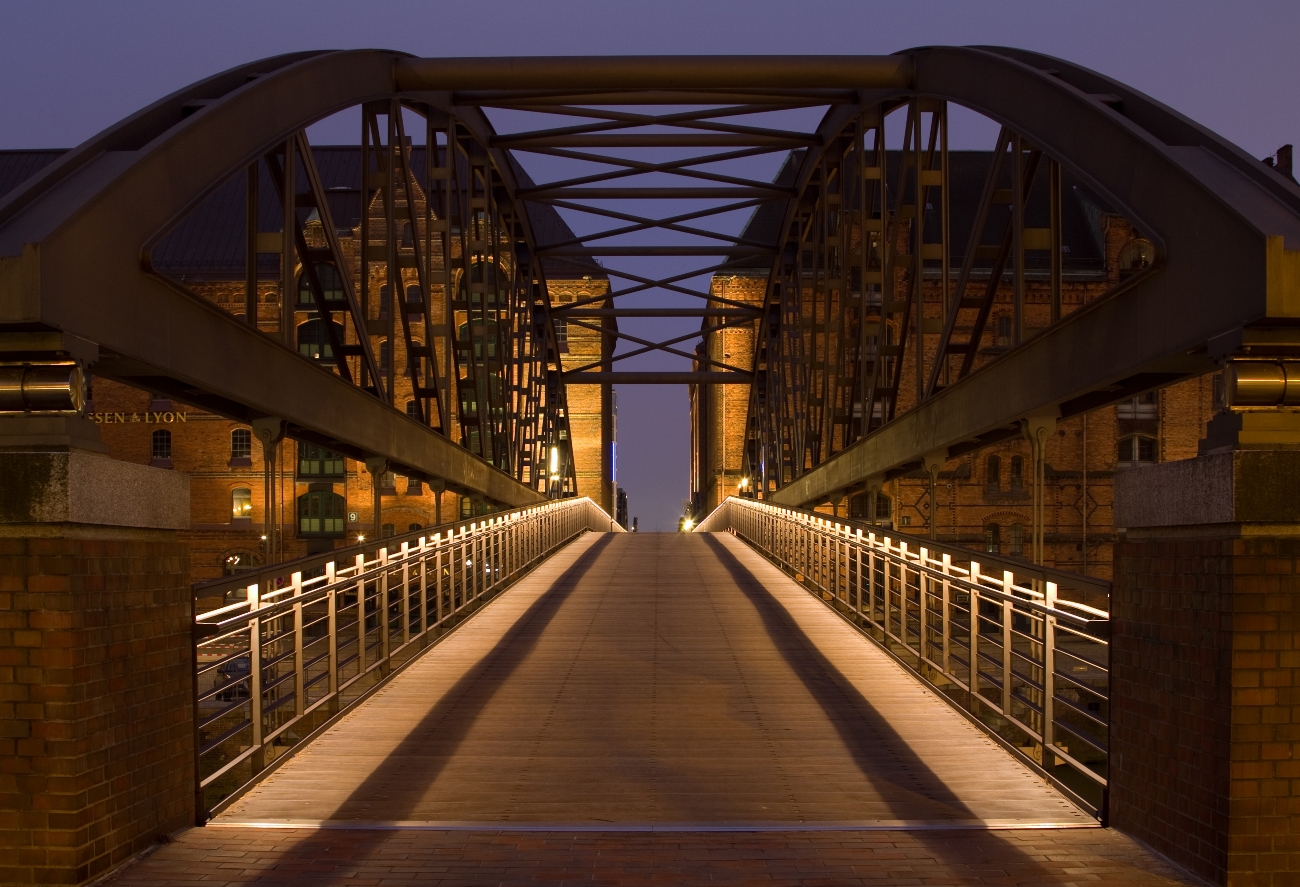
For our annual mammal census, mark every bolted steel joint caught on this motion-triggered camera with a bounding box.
[0,361,86,414]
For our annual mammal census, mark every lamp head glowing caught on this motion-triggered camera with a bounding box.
[549,446,559,474]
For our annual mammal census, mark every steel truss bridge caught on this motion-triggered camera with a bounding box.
[3,48,1297,512]
[5,48,1300,887]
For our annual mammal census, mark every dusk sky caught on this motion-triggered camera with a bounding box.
[2,0,1296,529]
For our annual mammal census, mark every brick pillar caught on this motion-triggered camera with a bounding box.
[1113,450,1300,886]
[0,429,192,886]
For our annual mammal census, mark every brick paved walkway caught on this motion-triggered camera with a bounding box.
[110,825,1200,886]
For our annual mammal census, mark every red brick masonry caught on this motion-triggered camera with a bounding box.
[0,533,194,886]
[108,825,1199,887]
[1113,534,1300,887]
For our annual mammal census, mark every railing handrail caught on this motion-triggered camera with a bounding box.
[195,497,599,604]
[192,495,619,819]
[696,495,1110,821]
[697,496,1112,600]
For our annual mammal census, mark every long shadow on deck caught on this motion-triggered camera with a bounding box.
[214,531,1092,885]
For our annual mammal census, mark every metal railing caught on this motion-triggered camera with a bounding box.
[192,496,618,818]
[697,496,1110,820]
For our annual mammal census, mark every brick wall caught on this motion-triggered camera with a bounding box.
[0,531,194,885]
[1112,532,1300,886]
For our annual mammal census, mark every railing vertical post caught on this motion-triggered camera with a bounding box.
[326,560,338,707]
[247,584,263,773]
[418,537,428,638]
[434,533,444,624]
[855,530,864,614]
[292,571,304,719]
[379,546,391,671]
[1044,580,1058,766]
[1002,570,1014,717]
[355,552,367,674]
[401,541,412,646]
[918,548,929,662]
[898,542,908,645]
[941,553,952,675]
[969,562,981,708]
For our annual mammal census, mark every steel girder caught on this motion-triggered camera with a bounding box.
[2,49,1298,509]
[755,46,1300,507]
[0,50,578,506]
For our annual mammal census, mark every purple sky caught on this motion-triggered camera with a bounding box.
[3,0,1297,530]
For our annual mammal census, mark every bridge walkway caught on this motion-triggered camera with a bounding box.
[218,531,1086,827]
[112,532,1199,885]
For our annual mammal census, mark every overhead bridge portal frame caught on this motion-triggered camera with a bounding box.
[2,48,1298,507]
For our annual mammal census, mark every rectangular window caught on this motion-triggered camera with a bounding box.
[151,429,171,461]
[297,443,345,479]
[231,428,252,460]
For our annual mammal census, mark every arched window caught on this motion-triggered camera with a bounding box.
[1118,434,1158,468]
[995,315,1012,347]
[408,523,422,533]
[297,490,345,537]
[379,340,390,373]
[400,221,414,248]
[1009,522,1024,557]
[1009,455,1024,493]
[297,263,345,307]
[874,493,891,522]
[984,523,1001,555]
[231,488,252,520]
[378,284,389,320]
[230,428,251,461]
[405,284,422,310]
[1119,238,1155,275]
[151,429,171,464]
[986,455,1001,494]
[297,319,346,364]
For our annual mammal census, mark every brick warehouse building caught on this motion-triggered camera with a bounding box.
[0,148,614,586]
[691,150,1221,580]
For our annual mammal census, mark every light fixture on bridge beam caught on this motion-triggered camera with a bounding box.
[0,361,87,414]
[1226,360,1300,407]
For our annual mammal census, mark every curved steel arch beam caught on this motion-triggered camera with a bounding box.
[0,49,545,506]
[770,45,1300,506]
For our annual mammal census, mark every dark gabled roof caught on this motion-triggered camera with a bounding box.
[736,149,1115,274]
[0,146,599,282]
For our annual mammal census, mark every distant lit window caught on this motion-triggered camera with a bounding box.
[297,263,346,307]
[995,315,1012,348]
[1118,434,1157,468]
[151,429,171,461]
[230,428,252,460]
[407,476,423,495]
[298,443,345,479]
[1009,522,1024,557]
[231,487,252,520]
[1009,456,1024,493]
[985,523,1001,555]
[1117,391,1158,419]
[297,319,345,364]
[297,491,345,537]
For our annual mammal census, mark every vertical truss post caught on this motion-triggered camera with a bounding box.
[245,162,258,325]
[280,138,295,347]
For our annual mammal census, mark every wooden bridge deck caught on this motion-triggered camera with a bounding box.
[218,531,1091,828]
